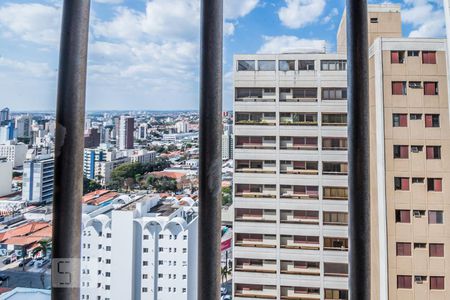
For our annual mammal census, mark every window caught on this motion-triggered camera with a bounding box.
[430,276,445,290]
[238,60,255,71]
[143,248,148,253]
[427,178,442,192]
[414,243,426,249]
[323,212,348,225]
[299,60,315,71]
[393,114,407,127]
[105,272,110,277]
[396,243,411,256]
[105,246,111,251]
[413,209,425,217]
[409,81,421,89]
[424,82,438,95]
[106,259,111,264]
[324,289,348,299]
[370,17,378,23]
[410,113,422,120]
[322,113,347,126]
[105,285,110,290]
[426,146,441,159]
[258,60,276,71]
[236,88,263,99]
[415,276,427,283]
[158,287,163,292]
[396,210,411,223]
[321,60,346,71]
[322,88,347,100]
[323,187,348,200]
[279,60,295,71]
[408,50,419,57]
[428,211,443,224]
[143,261,148,266]
[143,234,148,240]
[391,51,405,64]
[430,244,444,257]
[397,275,412,289]
[393,145,409,159]
[392,81,407,95]
[142,288,148,293]
[425,114,440,127]
[394,177,409,191]
[412,178,424,184]
[411,145,423,153]
[422,51,437,64]
[158,273,163,278]
[159,234,163,239]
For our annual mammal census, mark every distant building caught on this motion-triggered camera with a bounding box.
[118,116,135,150]
[0,158,12,197]
[0,141,28,167]
[137,123,149,140]
[83,148,130,185]
[0,287,50,300]
[222,134,233,161]
[14,115,32,142]
[84,128,101,148]
[22,154,54,204]
[162,133,198,142]
[175,121,189,133]
[0,108,9,123]
[127,149,157,164]
[0,121,15,144]
[81,194,198,300]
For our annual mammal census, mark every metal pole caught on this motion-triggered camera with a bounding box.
[198,0,223,299]
[346,1,370,299]
[52,0,90,299]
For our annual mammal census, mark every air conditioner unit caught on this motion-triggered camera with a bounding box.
[413,211,421,218]
[415,276,425,284]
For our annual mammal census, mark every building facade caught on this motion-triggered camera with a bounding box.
[0,158,12,197]
[81,195,198,300]
[22,154,54,204]
[232,53,349,299]
[119,116,135,150]
[0,141,28,167]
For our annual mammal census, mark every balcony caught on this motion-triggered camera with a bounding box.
[324,263,348,277]
[280,137,318,151]
[280,88,318,103]
[280,261,320,276]
[281,286,320,300]
[235,258,277,274]
[280,235,320,250]
[280,185,319,200]
[323,187,348,200]
[235,208,277,223]
[322,113,347,126]
[235,87,276,103]
[236,160,276,174]
[322,137,347,151]
[235,233,277,248]
[322,162,348,176]
[324,289,348,300]
[323,237,348,251]
[323,212,348,226]
[235,284,277,299]
[235,184,277,198]
[280,161,319,175]
[235,136,276,150]
[280,210,319,225]
[235,112,276,126]
[280,113,318,126]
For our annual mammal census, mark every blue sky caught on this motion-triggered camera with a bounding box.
[0,0,446,111]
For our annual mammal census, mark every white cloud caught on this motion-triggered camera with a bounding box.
[278,0,326,29]
[0,3,61,45]
[0,57,54,78]
[225,0,259,19]
[258,36,327,54]
[402,0,445,37]
[94,0,124,3]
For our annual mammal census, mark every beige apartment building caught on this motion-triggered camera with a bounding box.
[339,4,450,300]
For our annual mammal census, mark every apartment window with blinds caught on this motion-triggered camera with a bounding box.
[396,210,411,223]
[321,60,346,71]
[322,137,347,150]
[238,60,256,71]
[397,276,412,289]
[324,289,348,300]
[391,51,405,64]
[430,276,445,290]
[393,145,409,159]
[427,178,442,192]
[322,113,347,126]
[394,177,410,191]
[279,60,295,71]
[323,212,348,226]
[425,114,440,127]
[322,88,347,100]
[426,146,441,159]
[429,244,444,257]
[424,82,438,95]
[299,60,315,71]
[428,211,443,224]
[396,242,412,256]
[258,60,276,71]
[393,114,408,127]
[392,81,407,95]
[323,187,348,200]
[422,51,437,64]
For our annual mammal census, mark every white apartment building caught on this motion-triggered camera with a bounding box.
[83,148,130,185]
[233,53,349,299]
[22,154,54,204]
[0,158,13,197]
[81,194,198,300]
[175,121,189,133]
[222,133,233,160]
[14,115,32,140]
[127,149,157,164]
[0,141,28,167]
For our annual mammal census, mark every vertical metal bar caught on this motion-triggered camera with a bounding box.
[198,0,223,299]
[52,1,90,299]
[346,1,370,299]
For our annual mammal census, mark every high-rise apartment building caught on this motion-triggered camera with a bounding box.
[14,115,32,141]
[0,141,28,167]
[80,194,198,300]
[0,158,12,197]
[0,108,9,123]
[337,4,450,300]
[83,148,130,185]
[232,52,349,299]
[22,154,54,204]
[118,115,135,150]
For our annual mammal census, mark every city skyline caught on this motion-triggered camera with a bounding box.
[0,0,446,111]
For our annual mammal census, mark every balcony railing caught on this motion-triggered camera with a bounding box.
[281,236,320,250]
[280,210,319,224]
[235,209,277,223]
[235,234,277,248]
[280,186,319,200]
[235,259,277,274]
[280,287,320,300]
[235,185,277,198]
[280,261,320,276]
[235,284,277,299]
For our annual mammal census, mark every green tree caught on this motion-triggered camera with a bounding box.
[222,186,232,206]
[83,177,102,194]
[146,176,178,193]
[32,239,51,258]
